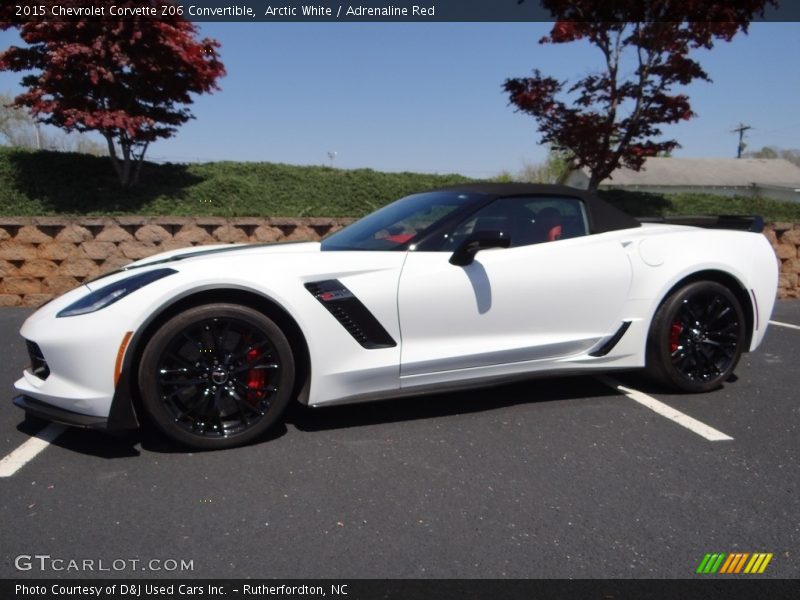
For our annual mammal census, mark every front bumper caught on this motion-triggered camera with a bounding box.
[14,293,134,419]
[13,395,108,429]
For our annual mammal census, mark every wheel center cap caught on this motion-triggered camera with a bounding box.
[211,369,228,385]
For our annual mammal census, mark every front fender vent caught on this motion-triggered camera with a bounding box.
[305,280,397,349]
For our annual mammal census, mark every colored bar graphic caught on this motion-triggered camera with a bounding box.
[727,553,747,573]
[719,554,736,574]
[701,552,773,575]
[758,554,773,573]
[733,553,750,573]
[710,553,726,573]
[696,554,713,574]
[744,554,761,573]
[705,553,719,573]
[698,553,727,573]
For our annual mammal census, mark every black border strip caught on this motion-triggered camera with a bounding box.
[7,1,800,23]
[3,579,799,600]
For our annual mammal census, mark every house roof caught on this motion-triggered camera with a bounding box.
[584,157,800,188]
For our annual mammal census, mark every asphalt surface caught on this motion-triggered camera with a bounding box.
[0,302,798,579]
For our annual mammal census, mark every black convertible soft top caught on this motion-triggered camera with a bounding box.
[434,183,642,234]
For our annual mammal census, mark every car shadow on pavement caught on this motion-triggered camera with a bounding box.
[611,370,739,396]
[17,417,290,458]
[47,428,143,458]
[15,416,144,459]
[12,375,626,457]
[285,375,620,433]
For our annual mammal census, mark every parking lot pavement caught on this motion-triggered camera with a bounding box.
[0,302,798,579]
[0,309,38,459]
[770,299,800,329]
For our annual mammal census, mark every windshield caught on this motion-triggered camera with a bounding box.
[321,191,480,251]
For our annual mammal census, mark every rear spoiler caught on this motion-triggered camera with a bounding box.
[636,215,764,233]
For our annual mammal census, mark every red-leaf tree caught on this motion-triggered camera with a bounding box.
[504,1,776,190]
[0,1,225,186]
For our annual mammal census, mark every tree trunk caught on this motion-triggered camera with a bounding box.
[132,141,149,186]
[104,134,124,182]
[120,142,132,187]
[587,171,603,192]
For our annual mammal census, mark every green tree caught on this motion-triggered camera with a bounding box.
[745,145,800,168]
[0,93,38,148]
[1,93,105,154]
[504,0,775,190]
[1,1,225,186]
[518,147,573,184]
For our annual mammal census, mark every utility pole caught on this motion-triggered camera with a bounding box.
[731,123,752,158]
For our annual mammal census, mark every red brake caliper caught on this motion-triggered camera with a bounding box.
[246,348,266,404]
[669,322,683,353]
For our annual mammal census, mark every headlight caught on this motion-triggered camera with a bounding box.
[57,268,177,318]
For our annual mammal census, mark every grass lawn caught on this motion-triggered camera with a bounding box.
[1,147,799,221]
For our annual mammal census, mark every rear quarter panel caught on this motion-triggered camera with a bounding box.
[626,226,778,352]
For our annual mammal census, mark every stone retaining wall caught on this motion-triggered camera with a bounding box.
[765,222,800,299]
[0,217,798,307]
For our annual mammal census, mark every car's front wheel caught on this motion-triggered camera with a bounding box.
[138,304,295,449]
[646,281,746,393]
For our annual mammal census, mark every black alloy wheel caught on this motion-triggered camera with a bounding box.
[139,304,295,449]
[646,281,746,393]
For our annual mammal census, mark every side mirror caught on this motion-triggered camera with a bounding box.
[449,230,511,266]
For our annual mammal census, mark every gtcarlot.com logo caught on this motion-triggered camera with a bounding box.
[15,554,194,572]
[696,552,773,574]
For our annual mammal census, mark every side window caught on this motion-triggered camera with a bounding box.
[446,196,589,249]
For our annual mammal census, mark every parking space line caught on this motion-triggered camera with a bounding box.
[769,320,800,331]
[0,424,66,477]
[598,376,733,442]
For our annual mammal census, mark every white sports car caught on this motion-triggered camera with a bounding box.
[13,184,778,449]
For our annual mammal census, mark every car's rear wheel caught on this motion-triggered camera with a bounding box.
[646,281,746,393]
[138,304,295,449]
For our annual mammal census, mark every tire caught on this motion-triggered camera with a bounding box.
[138,304,295,449]
[645,281,746,393]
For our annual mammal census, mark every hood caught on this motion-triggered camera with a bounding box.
[127,240,320,268]
[84,241,320,291]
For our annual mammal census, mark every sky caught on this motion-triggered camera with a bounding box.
[0,21,798,178]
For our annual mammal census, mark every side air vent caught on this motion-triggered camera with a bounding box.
[305,280,397,349]
[26,340,50,380]
[589,321,632,357]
